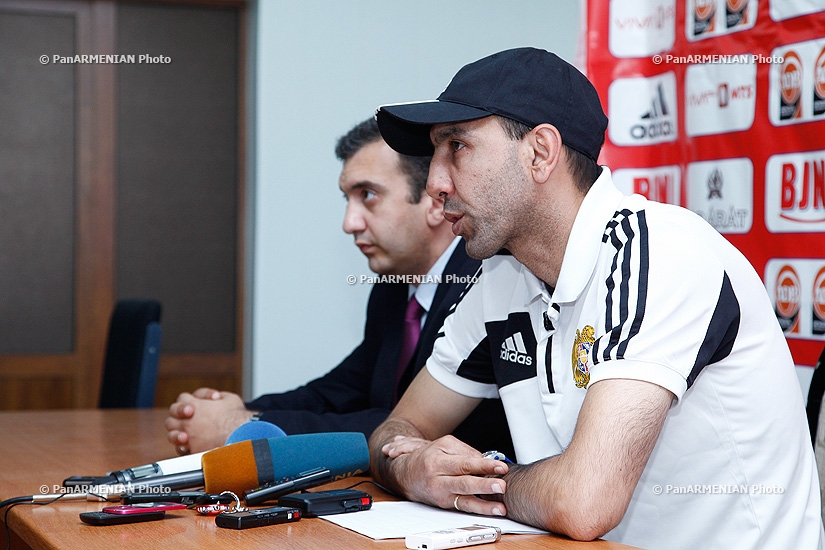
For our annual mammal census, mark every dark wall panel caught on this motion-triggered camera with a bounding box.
[0,12,76,353]
[116,3,238,353]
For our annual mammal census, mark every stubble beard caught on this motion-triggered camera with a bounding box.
[454,151,527,260]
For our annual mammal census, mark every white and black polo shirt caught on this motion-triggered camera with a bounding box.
[428,169,823,549]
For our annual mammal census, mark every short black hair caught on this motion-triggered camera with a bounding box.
[496,116,601,193]
[335,118,431,203]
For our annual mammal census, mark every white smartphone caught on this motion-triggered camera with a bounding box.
[405,525,502,550]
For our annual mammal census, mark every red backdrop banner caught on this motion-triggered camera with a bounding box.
[584,0,825,366]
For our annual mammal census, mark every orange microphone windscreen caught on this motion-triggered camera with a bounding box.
[202,440,260,494]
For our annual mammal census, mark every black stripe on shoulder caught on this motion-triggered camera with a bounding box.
[455,335,496,385]
[687,272,740,388]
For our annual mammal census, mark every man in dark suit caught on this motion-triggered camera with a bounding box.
[165,118,513,457]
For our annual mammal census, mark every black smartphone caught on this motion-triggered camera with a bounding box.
[79,510,166,526]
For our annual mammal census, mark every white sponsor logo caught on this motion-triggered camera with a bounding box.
[609,72,678,146]
[686,158,753,234]
[769,0,825,22]
[765,150,825,232]
[769,38,825,125]
[609,0,675,58]
[613,165,681,205]
[685,62,756,136]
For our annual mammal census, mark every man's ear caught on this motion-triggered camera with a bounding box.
[423,194,447,228]
[528,124,563,184]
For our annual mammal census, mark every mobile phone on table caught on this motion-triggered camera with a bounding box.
[405,525,501,549]
[102,502,187,514]
[79,511,166,525]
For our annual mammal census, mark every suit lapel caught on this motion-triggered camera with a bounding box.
[397,240,481,394]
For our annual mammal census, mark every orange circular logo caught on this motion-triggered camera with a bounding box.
[695,0,715,20]
[815,47,825,99]
[781,52,803,105]
[813,267,825,319]
[775,265,801,318]
[727,0,747,12]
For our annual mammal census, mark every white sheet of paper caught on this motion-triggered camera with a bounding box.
[320,501,547,539]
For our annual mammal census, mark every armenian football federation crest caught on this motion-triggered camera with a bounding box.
[572,325,595,389]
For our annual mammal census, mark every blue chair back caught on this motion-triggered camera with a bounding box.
[99,299,162,408]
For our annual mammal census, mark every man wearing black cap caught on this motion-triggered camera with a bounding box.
[369,48,823,548]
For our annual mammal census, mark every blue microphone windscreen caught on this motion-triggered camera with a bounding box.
[266,432,369,482]
[225,421,287,445]
[202,432,369,494]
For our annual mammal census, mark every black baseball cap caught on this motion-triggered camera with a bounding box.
[376,47,608,161]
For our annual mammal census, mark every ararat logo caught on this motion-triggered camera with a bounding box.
[685,62,756,136]
[500,333,533,366]
[686,158,753,234]
[608,73,678,146]
[707,168,723,199]
[609,0,675,58]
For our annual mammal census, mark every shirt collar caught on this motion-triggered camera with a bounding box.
[411,236,461,312]
[553,167,624,304]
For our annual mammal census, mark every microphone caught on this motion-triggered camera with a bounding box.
[225,420,287,445]
[63,453,206,488]
[65,420,286,488]
[34,471,206,503]
[107,452,206,484]
[50,432,367,503]
[202,432,370,495]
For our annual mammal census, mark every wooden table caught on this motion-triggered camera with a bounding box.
[0,409,637,549]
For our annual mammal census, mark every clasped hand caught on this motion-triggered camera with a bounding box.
[381,434,509,517]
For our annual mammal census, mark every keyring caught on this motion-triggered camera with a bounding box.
[219,491,247,513]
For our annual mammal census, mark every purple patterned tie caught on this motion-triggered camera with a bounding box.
[395,296,424,402]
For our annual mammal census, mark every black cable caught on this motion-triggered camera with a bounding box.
[0,497,32,511]
[3,494,66,550]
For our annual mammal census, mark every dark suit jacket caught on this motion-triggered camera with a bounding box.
[248,240,514,457]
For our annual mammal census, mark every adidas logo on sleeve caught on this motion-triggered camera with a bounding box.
[500,332,533,365]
